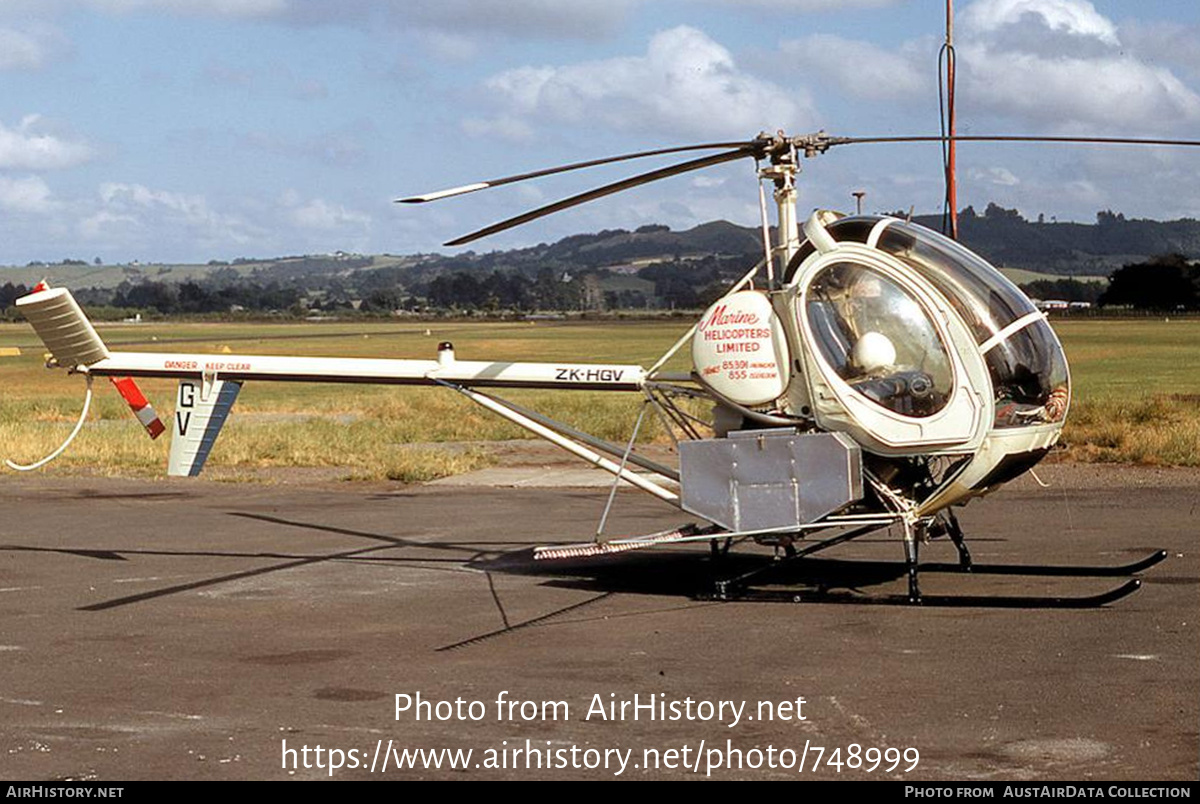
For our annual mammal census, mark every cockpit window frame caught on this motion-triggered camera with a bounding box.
[865,217,1071,427]
[803,260,956,420]
[791,241,991,453]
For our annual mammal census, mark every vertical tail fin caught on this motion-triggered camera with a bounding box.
[168,379,242,477]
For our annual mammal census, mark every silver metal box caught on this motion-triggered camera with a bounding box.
[679,429,863,533]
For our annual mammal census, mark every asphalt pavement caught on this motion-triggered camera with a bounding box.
[0,463,1195,781]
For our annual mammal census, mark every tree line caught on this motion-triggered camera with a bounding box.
[1097,254,1200,310]
[3,244,1199,319]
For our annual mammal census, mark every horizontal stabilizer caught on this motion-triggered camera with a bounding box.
[168,379,242,477]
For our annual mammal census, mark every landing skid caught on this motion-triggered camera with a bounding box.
[712,579,1143,608]
[708,549,1167,608]
[915,550,1168,577]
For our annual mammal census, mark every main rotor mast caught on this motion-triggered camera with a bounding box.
[752,131,841,282]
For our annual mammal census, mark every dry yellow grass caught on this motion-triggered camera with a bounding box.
[1061,395,1200,467]
[0,320,682,479]
[2,317,1199,479]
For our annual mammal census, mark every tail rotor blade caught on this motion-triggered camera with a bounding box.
[110,377,166,440]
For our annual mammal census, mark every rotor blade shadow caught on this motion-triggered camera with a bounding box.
[63,510,536,611]
[227,512,525,556]
[77,542,400,611]
[0,543,470,565]
[436,592,613,652]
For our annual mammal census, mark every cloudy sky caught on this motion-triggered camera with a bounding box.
[0,0,1197,264]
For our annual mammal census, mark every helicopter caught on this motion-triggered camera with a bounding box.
[10,130,1190,607]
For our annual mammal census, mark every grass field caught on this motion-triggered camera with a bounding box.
[1049,318,1200,465]
[0,316,1197,479]
[998,267,1107,286]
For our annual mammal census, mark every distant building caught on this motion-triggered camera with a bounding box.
[1034,299,1069,311]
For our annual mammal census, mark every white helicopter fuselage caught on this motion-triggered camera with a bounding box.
[690,210,1069,523]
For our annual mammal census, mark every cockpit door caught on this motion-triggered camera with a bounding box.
[790,244,992,456]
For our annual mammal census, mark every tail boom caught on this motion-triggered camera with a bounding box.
[80,351,647,391]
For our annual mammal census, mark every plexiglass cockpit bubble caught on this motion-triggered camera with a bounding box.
[805,262,954,418]
[790,215,1070,430]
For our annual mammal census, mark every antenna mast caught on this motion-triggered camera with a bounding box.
[943,0,958,239]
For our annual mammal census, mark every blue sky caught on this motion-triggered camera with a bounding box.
[0,0,1197,264]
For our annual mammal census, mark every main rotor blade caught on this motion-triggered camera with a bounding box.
[398,140,754,204]
[443,145,758,247]
[837,134,1200,148]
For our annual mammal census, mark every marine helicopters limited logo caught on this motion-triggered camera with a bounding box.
[697,303,760,333]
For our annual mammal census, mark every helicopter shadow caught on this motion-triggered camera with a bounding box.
[472,544,911,600]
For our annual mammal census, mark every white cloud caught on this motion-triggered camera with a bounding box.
[967,166,1019,187]
[955,0,1200,131]
[394,0,635,40]
[0,28,49,70]
[82,182,263,249]
[78,209,137,238]
[0,115,93,170]
[99,182,208,218]
[461,114,534,143]
[953,145,1200,224]
[762,1,1200,136]
[959,0,1118,45]
[82,0,286,17]
[960,50,1200,131]
[1120,21,1200,80]
[779,34,926,100]
[697,0,898,9]
[468,26,812,141]
[287,197,372,232]
[82,0,637,39]
[71,185,375,260]
[0,175,54,213]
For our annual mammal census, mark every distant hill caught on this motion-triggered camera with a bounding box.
[4,206,1199,313]
[913,204,1200,276]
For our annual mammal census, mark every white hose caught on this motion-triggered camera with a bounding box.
[6,375,94,472]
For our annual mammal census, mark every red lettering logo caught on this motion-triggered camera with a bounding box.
[698,303,759,332]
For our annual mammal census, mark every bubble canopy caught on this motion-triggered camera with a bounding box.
[805,262,953,418]
[788,216,1070,429]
